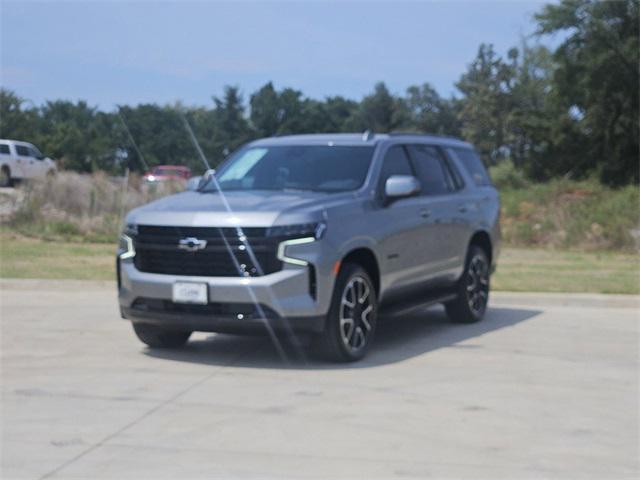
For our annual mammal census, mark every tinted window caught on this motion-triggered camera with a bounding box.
[442,153,465,190]
[29,147,43,159]
[379,145,413,184]
[408,145,450,195]
[452,148,492,186]
[0,144,9,155]
[15,145,30,156]
[205,145,374,193]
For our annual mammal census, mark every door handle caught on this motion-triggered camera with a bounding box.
[419,209,431,218]
[458,205,468,213]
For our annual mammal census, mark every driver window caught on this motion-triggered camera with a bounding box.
[379,145,413,196]
[29,147,42,159]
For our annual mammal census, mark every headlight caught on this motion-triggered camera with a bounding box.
[273,222,325,266]
[267,222,326,240]
[123,223,137,236]
[118,223,136,259]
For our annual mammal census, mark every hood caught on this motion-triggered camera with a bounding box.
[127,189,355,227]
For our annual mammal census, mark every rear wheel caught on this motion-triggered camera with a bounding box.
[132,323,191,348]
[0,167,11,188]
[445,246,490,323]
[314,263,377,362]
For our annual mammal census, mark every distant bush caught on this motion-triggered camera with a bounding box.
[498,178,640,251]
[4,171,183,242]
[489,161,530,190]
[3,171,639,252]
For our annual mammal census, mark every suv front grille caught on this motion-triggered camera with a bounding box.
[133,226,282,277]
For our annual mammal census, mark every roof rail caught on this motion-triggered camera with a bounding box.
[362,130,375,141]
[388,131,463,141]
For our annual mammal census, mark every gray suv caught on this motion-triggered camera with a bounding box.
[118,133,500,362]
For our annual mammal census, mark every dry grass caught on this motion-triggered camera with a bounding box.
[4,172,183,242]
[491,167,640,252]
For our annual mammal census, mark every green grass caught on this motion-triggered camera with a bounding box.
[1,233,638,294]
[0,233,115,280]
[492,248,640,294]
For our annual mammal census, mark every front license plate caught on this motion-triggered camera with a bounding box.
[172,282,208,304]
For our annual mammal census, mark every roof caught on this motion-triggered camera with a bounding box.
[0,139,36,147]
[249,133,471,148]
[153,165,191,170]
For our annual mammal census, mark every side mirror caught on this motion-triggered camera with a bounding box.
[189,169,216,191]
[384,175,420,201]
[186,176,202,191]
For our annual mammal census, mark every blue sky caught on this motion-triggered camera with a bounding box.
[1,0,552,110]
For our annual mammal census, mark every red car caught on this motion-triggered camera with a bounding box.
[143,165,192,183]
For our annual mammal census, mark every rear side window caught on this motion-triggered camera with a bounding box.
[15,145,30,156]
[407,145,450,195]
[0,144,9,155]
[451,147,492,186]
[378,145,414,190]
[442,154,465,190]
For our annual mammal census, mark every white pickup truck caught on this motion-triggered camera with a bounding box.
[0,139,57,187]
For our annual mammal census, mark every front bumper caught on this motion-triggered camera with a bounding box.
[118,258,329,334]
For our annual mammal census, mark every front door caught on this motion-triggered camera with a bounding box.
[370,145,433,300]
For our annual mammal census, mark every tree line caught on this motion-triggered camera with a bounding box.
[0,0,637,186]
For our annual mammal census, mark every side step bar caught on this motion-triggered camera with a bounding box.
[380,290,458,318]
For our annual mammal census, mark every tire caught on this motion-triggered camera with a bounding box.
[314,263,378,362]
[132,323,191,348]
[445,245,490,324]
[0,167,11,188]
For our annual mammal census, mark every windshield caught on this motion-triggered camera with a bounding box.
[201,145,375,193]
[153,167,186,176]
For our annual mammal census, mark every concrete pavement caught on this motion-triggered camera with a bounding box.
[1,280,638,479]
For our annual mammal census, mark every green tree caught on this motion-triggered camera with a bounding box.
[535,0,639,185]
[505,44,555,170]
[323,96,359,132]
[404,83,461,136]
[249,82,282,137]
[0,89,41,143]
[456,44,517,165]
[347,82,407,132]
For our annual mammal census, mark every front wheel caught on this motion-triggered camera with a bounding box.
[314,263,378,362]
[445,246,490,323]
[0,167,11,188]
[132,323,191,348]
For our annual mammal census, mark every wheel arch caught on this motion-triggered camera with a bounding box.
[468,230,493,265]
[340,247,380,297]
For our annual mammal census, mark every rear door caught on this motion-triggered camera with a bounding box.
[406,144,465,283]
[0,143,18,177]
[446,146,499,257]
